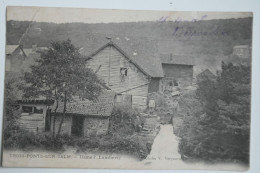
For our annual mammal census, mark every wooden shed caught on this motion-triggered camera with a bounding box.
[16,100,54,134]
[160,54,195,90]
[85,41,164,110]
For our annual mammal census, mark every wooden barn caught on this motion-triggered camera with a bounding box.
[85,41,164,110]
[160,54,195,91]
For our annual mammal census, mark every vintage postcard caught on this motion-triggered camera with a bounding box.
[2,6,252,170]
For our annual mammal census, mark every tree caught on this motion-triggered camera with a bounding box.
[24,39,102,136]
[3,72,24,141]
[179,61,251,164]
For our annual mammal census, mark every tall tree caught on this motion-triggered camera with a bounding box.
[179,61,251,164]
[23,39,102,136]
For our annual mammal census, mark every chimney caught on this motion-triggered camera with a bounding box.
[106,37,113,44]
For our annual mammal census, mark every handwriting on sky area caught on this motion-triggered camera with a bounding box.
[157,15,229,37]
[158,15,209,24]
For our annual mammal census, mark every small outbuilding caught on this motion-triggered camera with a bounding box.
[16,100,54,134]
[16,90,115,137]
[50,90,116,137]
[160,54,195,91]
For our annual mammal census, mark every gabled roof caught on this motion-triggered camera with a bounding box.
[88,41,151,77]
[51,90,115,117]
[160,54,195,66]
[6,45,27,57]
[197,69,217,80]
[6,45,20,55]
[80,36,164,78]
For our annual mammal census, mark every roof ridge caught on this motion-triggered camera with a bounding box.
[87,41,151,77]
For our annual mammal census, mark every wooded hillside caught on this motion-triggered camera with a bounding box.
[6,17,252,73]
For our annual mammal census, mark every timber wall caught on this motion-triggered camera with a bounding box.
[87,46,149,109]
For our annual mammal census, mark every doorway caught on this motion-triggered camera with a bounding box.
[71,116,84,137]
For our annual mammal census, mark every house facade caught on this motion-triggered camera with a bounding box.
[50,90,115,137]
[160,54,194,92]
[16,90,115,136]
[232,45,251,59]
[16,100,54,134]
[85,41,164,110]
[6,44,46,73]
[6,45,26,72]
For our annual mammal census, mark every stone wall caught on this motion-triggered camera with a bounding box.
[51,114,72,136]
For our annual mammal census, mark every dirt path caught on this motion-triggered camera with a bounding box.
[142,124,186,168]
[148,124,181,159]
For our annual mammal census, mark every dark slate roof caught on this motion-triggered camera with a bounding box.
[79,35,164,78]
[160,54,195,66]
[51,90,115,117]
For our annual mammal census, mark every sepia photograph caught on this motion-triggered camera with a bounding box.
[2,6,252,170]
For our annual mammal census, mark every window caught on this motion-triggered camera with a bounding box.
[120,68,128,76]
[120,68,128,82]
[22,106,33,113]
[34,107,44,114]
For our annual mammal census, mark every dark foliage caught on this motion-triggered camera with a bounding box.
[178,61,251,164]
[109,104,140,135]
[23,39,102,136]
[7,17,252,72]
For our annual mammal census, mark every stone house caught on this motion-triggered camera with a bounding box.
[50,90,115,137]
[15,90,115,137]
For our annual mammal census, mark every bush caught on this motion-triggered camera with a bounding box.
[178,62,250,164]
[4,129,40,150]
[3,129,72,151]
[4,103,150,160]
[98,134,149,160]
[109,103,139,135]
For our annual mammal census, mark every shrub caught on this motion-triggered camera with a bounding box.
[109,103,139,135]
[4,129,40,150]
[98,134,149,160]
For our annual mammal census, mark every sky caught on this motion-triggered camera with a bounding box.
[7,6,253,24]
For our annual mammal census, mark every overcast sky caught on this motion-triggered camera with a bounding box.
[7,6,253,23]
